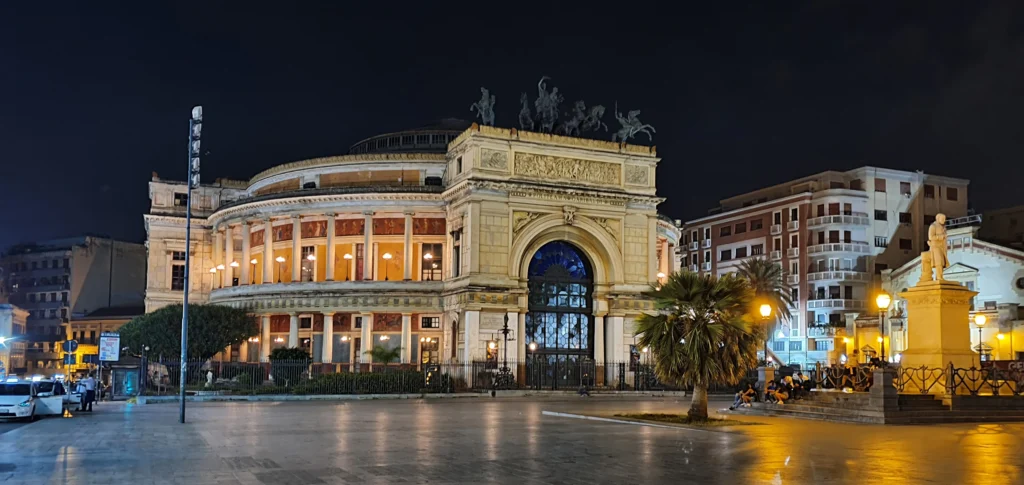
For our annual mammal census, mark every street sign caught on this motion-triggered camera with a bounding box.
[61,340,78,353]
[98,332,121,362]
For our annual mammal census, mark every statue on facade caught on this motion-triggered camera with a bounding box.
[518,93,534,131]
[469,87,496,126]
[612,103,656,142]
[534,76,563,133]
[926,213,950,281]
[581,105,607,134]
[557,101,588,136]
[563,206,577,226]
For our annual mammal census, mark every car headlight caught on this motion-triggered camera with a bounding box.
[18,400,31,408]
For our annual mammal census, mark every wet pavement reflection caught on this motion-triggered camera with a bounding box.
[1,397,1023,484]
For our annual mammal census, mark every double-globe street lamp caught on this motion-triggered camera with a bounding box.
[974,313,987,366]
[876,293,891,364]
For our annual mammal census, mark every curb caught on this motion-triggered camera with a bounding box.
[137,390,686,404]
[540,411,690,431]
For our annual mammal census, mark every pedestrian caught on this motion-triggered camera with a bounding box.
[82,373,97,412]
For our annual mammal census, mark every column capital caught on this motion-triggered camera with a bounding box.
[401,312,413,317]
[241,220,250,228]
[291,215,301,221]
[325,212,337,218]
[323,311,336,317]
[403,210,416,216]
[362,210,375,216]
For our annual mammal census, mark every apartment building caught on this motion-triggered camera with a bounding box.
[1,236,147,373]
[680,167,969,366]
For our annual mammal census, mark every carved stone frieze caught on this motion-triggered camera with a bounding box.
[624,165,649,185]
[588,216,621,244]
[512,211,543,235]
[513,152,621,186]
[480,149,509,171]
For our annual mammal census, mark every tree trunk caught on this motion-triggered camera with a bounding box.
[687,384,709,420]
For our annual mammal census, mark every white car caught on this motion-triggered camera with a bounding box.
[0,379,80,421]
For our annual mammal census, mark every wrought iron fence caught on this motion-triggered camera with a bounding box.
[804,362,1024,397]
[137,358,686,396]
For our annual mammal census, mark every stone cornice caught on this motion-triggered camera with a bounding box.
[250,153,446,186]
[144,214,210,228]
[208,191,446,226]
[450,123,658,158]
[443,179,664,207]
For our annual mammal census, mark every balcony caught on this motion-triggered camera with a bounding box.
[786,247,799,258]
[807,241,871,255]
[688,264,698,272]
[770,224,782,235]
[807,213,870,228]
[786,274,800,285]
[807,299,866,310]
[701,262,712,271]
[689,241,699,251]
[702,239,712,249]
[806,270,871,283]
[769,250,782,261]
[807,326,845,338]
[787,220,800,231]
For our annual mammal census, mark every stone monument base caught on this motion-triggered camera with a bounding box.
[899,279,978,395]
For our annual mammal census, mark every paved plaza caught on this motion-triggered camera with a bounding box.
[2,397,1024,484]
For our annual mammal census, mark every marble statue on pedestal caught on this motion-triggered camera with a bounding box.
[470,87,496,126]
[925,213,949,281]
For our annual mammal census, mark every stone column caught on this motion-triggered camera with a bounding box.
[606,315,624,382]
[360,313,373,363]
[291,216,301,282]
[262,219,273,284]
[322,312,335,363]
[240,222,251,285]
[260,315,271,362]
[516,312,526,361]
[238,339,249,362]
[660,239,670,277]
[401,313,412,364]
[325,213,336,281]
[362,211,373,280]
[463,310,481,363]
[288,313,299,348]
[403,211,414,280]
[213,226,223,289]
[225,225,236,287]
[594,314,606,363]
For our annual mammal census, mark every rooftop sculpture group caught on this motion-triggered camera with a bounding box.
[469,76,655,143]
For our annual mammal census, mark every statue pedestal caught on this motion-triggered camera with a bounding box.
[899,280,977,394]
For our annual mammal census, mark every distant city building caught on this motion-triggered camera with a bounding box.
[884,221,1024,363]
[680,167,969,366]
[1,236,147,373]
[63,305,144,375]
[0,304,28,376]
[979,205,1024,251]
[144,121,679,381]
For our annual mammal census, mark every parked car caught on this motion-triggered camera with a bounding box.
[0,379,80,421]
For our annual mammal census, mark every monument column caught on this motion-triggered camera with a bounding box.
[260,315,271,361]
[325,213,337,281]
[291,216,302,282]
[262,219,274,284]
[213,226,223,289]
[362,211,373,280]
[322,312,335,363]
[401,313,412,364]
[403,211,414,280]
[360,313,373,364]
[240,222,251,285]
[288,313,299,348]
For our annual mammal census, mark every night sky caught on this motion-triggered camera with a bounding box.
[3,2,1023,250]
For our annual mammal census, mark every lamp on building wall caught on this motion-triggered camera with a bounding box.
[382,252,393,280]
[306,254,316,261]
[250,259,258,284]
[275,256,286,283]
[875,293,891,363]
[209,268,217,274]
[216,264,225,271]
[340,335,349,342]
[974,313,987,366]
[424,253,434,281]
[229,261,239,267]
[342,253,353,281]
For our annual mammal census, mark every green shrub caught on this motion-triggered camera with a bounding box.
[291,371,426,395]
[269,348,310,387]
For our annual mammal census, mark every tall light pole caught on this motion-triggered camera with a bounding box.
[180,105,202,424]
[876,292,892,364]
[974,314,987,366]
[759,304,772,365]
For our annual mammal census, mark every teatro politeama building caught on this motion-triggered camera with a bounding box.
[144,120,680,385]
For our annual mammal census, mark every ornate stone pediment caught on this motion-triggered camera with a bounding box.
[513,152,621,186]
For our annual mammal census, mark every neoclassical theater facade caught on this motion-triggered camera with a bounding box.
[144,122,680,371]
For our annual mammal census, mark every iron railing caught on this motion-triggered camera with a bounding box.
[804,363,1024,397]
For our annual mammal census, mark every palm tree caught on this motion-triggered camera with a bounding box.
[364,345,402,365]
[737,257,794,363]
[636,271,760,420]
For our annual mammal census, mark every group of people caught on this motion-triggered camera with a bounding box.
[730,371,817,409]
[72,373,98,412]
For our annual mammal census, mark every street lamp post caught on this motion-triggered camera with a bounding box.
[875,293,891,364]
[342,253,353,281]
[275,256,286,283]
[250,259,258,284]
[179,105,202,424]
[974,314,987,366]
[382,252,393,281]
[424,253,433,281]
[759,304,773,366]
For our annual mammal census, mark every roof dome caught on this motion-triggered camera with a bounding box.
[348,119,472,155]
